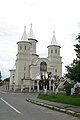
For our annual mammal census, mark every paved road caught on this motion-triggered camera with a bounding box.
[0,93,79,120]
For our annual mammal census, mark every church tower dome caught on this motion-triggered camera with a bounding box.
[51,31,58,45]
[21,26,28,40]
[28,24,38,55]
[17,26,31,55]
[47,31,61,57]
[28,23,35,39]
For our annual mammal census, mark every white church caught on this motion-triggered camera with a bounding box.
[9,25,62,92]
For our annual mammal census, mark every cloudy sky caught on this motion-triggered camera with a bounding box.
[0,0,80,79]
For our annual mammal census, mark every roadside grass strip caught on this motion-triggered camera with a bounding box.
[26,98,80,118]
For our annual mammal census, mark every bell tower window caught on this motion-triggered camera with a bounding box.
[25,46,26,50]
[51,49,53,53]
[55,49,57,54]
[20,46,22,50]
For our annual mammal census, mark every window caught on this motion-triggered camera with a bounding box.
[24,73,25,79]
[55,49,57,54]
[28,47,30,51]
[20,46,22,50]
[25,46,26,50]
[55,69,57,72]
[40,62,47,72]
[51,49,53,53]
[24,67,26,71]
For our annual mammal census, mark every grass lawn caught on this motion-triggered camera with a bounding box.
[38,94,80,106]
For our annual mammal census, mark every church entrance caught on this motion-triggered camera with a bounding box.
[39,61,49,90]
[39,80,43,90]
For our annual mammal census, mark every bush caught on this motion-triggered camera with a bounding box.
[74,87,80,95]
[64,84,73,95]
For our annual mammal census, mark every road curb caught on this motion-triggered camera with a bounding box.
[26,98,80,118]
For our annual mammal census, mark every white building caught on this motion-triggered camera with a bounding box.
[10,25,62,92]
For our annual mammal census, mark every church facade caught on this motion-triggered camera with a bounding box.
[9,25,62,92]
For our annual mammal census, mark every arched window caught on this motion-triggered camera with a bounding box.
[40,62,47,72]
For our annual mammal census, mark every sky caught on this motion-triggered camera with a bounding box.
[0,0,80,79]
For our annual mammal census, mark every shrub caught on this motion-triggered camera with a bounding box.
[64,84,73,95]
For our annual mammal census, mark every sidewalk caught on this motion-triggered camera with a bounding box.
[26,97,80,118]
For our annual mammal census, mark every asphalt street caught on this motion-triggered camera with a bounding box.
[0,93,79,120]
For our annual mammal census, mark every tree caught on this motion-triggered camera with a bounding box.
[0,71,2,81]
[65,33,80,83]
[3,77,10,81]
[64,83,73,95]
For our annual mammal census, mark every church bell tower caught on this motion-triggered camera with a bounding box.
[47,31,62,77]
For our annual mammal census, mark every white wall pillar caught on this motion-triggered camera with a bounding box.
[71,88,74,95]
[21,80,23,92]
[21,84,23,92]
[49,80,51,90]
[55,88,58,94]
[14,84,16,92]
[29,85,31,92]
[33,81,34,90]
[9,85,12,91]
[37,81,39,92]
[44,85,47,94]
[53,83,55,93]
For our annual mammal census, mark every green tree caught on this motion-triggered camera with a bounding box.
[3,77,10,82]
[64,83,73,95]
[0,71,2,81]
[65,33,80,83]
